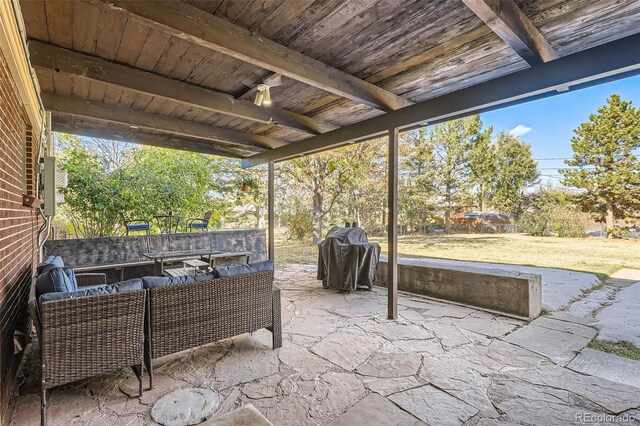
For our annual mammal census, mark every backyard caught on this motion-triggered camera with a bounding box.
[276,232,640,279]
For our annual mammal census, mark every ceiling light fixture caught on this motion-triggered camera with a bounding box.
[254,83,272,107]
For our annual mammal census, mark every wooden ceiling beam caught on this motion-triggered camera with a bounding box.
[461,0,558,65]
[29,41,337,135]
[52,114,246,157]
[243,32,640,166]
[41,93,284,151]
[89,0,412,112]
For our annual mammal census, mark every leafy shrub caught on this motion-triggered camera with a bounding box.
[551,206,586,238]
[519,211,550,236]
[519,206,585,238]
[281,208,313,242]
[606,226,630,238]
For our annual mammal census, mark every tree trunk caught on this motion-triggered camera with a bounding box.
[605,200,615,237]
[312,188,323,244]
[444,182,452,233]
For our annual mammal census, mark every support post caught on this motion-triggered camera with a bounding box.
[268,161,275,261]
[387,128,399,320]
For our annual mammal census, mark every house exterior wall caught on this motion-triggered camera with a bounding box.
[0,1,44,421]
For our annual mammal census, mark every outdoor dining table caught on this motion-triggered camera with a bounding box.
[143,249,252,276]
[155,213,181,233]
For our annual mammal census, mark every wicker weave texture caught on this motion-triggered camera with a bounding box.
[149,270,275,359]
[41,290,145,388]
[76,273,108,286]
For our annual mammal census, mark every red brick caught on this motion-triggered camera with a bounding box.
[0,50,42,421]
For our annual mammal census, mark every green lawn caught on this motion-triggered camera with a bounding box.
[276,232,640,279]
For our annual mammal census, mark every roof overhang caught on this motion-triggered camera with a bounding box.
[243,32,640,167]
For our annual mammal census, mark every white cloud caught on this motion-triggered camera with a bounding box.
[508,124,532,137]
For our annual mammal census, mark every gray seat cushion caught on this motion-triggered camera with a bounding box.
[35,266,77,297]
[213,260,274,278]
[141,271,217,289]
[39,278,143,309]
[36,255,64,275]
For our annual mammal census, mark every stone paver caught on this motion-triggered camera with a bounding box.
[202,404,271,426]
[608,268,640,287]
[8,264,640,426]
[568,348,640,389]
[502,319,594,365]
[356,351,422,377]
[529,316,597,339]
[311,331,385,370]
[389,385,479,425]
[329,393,423,425]
[151,388,221,426]
[592,281,640,346]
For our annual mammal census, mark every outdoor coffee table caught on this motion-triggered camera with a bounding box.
[164,267,200,277]
[183,258,210,271]
[144,249,252,276]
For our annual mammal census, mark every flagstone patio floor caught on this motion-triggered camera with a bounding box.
[8,264,640,425]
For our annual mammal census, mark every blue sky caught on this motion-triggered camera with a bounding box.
[481,75,640,186]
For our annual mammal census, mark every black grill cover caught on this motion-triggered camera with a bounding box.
[317,226,381,291]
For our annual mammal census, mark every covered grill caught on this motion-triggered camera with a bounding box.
[317,225,381,291]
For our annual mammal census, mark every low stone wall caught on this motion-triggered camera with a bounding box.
[377,258,541,320]
[44,230,267,282]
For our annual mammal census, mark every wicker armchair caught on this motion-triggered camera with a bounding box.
[144,269,281,387]
[29,280,146,426]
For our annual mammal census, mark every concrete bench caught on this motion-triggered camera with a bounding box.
[377,257,542,320]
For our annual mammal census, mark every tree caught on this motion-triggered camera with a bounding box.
[430,116,482,232]
[231,164,268,229]
[399,128,438,229]
[56,135,127,237]
[491,132,539,213]
[283,141,381,243]
[56,135,234,237]
[467,124,495,213]
[560,94,640,235]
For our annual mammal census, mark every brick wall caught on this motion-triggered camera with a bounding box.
[0,50,41,422]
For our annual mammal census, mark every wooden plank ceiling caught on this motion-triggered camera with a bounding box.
[19,0,640,157]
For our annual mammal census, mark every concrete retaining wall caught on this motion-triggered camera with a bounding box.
[44,229,267,282]
[377,258,541,320]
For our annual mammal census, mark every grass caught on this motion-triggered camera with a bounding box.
[275,232,640,279]
[588,340,640,361]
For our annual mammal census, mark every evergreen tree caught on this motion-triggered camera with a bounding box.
[468,124,495,213]
[430,116,481,231]
[492,132,539,213]
[560,94,640,235]
[399,128,438,229]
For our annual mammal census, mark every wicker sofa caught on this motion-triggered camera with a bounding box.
[30,257,281,425]
[142,263,281,387]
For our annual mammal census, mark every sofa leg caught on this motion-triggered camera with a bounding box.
[41,388,48,426]
[144,350,153,390]
[131,365,143,397]
[271,288,282,349]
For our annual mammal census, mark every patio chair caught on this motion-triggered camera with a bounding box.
[29,258,146,425]
[121,212,150,236]
[186,211,212,232]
